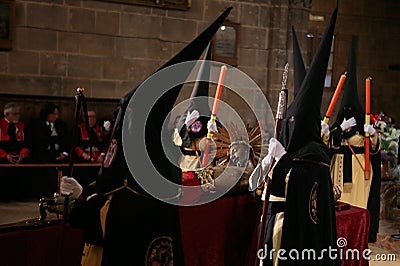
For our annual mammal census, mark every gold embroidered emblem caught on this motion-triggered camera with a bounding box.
[309,182,318,224]
[146,236,174,266]
[103,138,117,168]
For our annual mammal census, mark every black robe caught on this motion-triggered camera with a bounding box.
[367,152,381,242]
[263,142,339,266]
[101,190,184,266]
[69,8,232,265]
[70,121,185,266]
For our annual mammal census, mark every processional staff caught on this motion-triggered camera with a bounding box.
[365,76,372,180]
[255,63,289,266]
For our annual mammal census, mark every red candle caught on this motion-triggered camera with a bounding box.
[365,77,371,114]
[212,65,227,115]
[324,73,347,123]
[201,65,227,168]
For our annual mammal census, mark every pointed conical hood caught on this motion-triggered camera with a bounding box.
[97,7,232,195]
[189,43,212,106]
[292,26,306,98]
[176,43,213,139]
[279,6,337,155]
[332,36,364,133]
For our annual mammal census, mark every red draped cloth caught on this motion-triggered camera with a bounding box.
[336,205,370,266]
[0,198,369,266]
[0,194,261,266]
[0,222,83,266]
[179,193,261,266]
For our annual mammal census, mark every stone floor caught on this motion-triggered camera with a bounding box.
[368,219,400,265]
[0,200,399,265]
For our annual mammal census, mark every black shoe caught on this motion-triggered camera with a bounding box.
[390,233,400,240]
[368,234,377,243]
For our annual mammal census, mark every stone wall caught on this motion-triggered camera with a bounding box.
[0,0,399,125]
[0,0,310,127]
[311,0,400,126]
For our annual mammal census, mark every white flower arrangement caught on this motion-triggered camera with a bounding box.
[376,120,400,160]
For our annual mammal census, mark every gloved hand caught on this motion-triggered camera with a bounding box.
[340,117,357,131]
[333,184,342,202]
[321,120,330,136]
[61,176,83,200]
[184,110,200,127]
[103,120,111,132]
[364,124,376,135]
[207,121,218,132]
[261,154,273,171]
[268,137,286,160]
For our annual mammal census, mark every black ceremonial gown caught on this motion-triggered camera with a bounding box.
[69,7,233,266]
[263,142,339,266]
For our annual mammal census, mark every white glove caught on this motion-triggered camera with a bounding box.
[268,137,286,160]
[333,184,342,202]
[364,124,376,135]
[261,154,273,171]
[103,120,111,132]
[340,117,357,131]
[207,121,218,132]
[321,120,330,136]
[248,163,262,191]
[184,110,200,127]
[61,176,83,200]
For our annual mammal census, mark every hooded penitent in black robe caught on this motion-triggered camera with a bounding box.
[328,36,380,242]
[69,7,232,266]
[261,5,339,266]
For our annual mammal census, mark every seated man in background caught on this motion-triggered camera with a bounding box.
[31,103,70,163]
[30,103,70,198]
[0,102,31,201]
[0,102,30,164]
[74,110,107,185]
[75,110,107,164]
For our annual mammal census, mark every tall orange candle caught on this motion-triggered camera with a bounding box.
[323,72,347,123]
[201,65,227,168]
[211,65,227,115]
[365,77,371,114]
[364,76,371,179]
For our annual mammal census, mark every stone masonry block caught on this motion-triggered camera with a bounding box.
[80,34,115,57]
[61,77,92,97]
[96,11,120,35]
[0,53,7,73]
[240,27,266,49]
[120,13,161,38]
[58,32,81,53]
[161,17,197,43]
[240,4,259,27]
[40,53,67,76]
[15,28,57,51]
[103,57,129,80]
[115,37,148,59]
[14,2,26,27]
[15,76,63,96]
[68,55,103,79]
[69,8,95,33]
[204,0,238,23]
[90,80,119,99]
[27,3,67,30]
[238,48,257,67]
[168,0,204,20]
[9,51,39,74]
